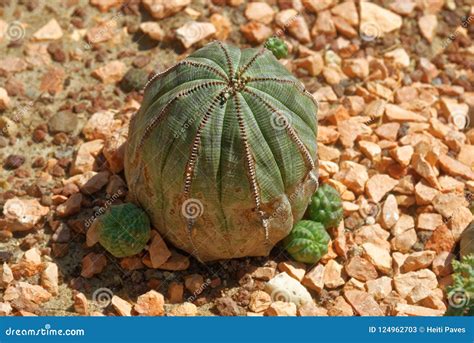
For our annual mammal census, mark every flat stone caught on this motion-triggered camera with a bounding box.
[380,194,399,229]
[277,261,306,282]
[149,232,171,268]
[417,213,443,231]
[70,140,104,175]
[57,193,82,217]
[385,104,427,122]
[134,290,164,316]
[344,290,384,316]
[360,2,402,37]
[448,207,473,241]
[327,296,354,316]
[394,303,444,316]
[244,2,274,24]
[323,260,345,288]
[334,161,368,194]
[157,251,189,271]
[2,197,49,232]
[40,262,59,296]
[358,141,381,160]
[433,192,468,219]
[184,274,205,295]
[302,264,325,293]
[249,290,271,313]
[0,263,14,288]
[83,110,116,140]
[140,22,165,41]
[458,144,474,168]
[240,21,272,44]
[169,302,197,316]
[142,0,191,19]
[394,269,438,298]
[439,154,474,181]
[4,282,52,309]
[331,1,358,26]
[73,292,89,315]
[391,228,417,253]
[345,256,378,282]
[425,225,455,253]
[90,0,123,12]
[0,302,12,316]
[366,276,392,300]
[390,145,413,167]
[384,48,410,68]
[297,302,328,316]
[81,252,107,278]
[419,14,437,43]
[431,252,454,277]
[92,61,127,84]
[111,295,132,316]
[362,242,392,274]
[265,301,297,316]
[33,19,63,41]
[366,174,398,202]
[0,88,11,110]
[415,181,439,205]
[412,154,441,189]
[48,111,78,134]
[401,251,436,272]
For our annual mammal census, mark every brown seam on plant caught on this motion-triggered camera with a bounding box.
[182,90,229,261]
[243,88,315,172]
[216,40,234,78]
[135,81,226,161]
[237,48,266,78]
[246,77,318,106]
[144,60,228,91]
[183,89,228,197]
[234,94,270,243]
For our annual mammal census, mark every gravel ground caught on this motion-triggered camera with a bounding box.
[0,0,473,317]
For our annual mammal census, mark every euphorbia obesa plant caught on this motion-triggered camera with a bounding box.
[123,41,319,261]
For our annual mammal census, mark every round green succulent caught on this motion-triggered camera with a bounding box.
[125,41,318,261]
[307,184,343,229]
[283,220,330,264]
[95,203,151,257]
[264,37,288,59]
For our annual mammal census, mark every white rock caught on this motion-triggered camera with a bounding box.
[176,21,216,49]
[265,272,312,306]
[33,19,63,41]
